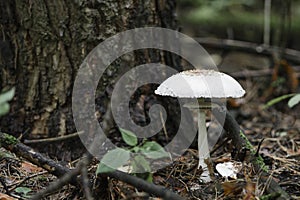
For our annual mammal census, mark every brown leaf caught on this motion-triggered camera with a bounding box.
[21,161,44,173]
[262,60,299,100]
[222,180,245,196]
[0,193,17,200]
[243,182,256,200]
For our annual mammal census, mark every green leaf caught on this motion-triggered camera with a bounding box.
[96,162,115,174]
[132,155,153,182]
[0,103,10,117]
[132,146,140,153]
[15,187,32,196]
[146,173,153,183]
[119,128,138,146]
[288,94,300,108]
[132,155,151,172]
[263,94,295,109]
[96,148,130,174]
[140,141,170,159]
[0,87,15,105]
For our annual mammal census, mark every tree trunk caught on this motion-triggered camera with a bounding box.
[0,1,180,158]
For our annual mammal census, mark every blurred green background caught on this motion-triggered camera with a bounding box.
[177,0,300,49]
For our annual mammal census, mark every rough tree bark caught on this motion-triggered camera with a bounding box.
[0,0,180,159]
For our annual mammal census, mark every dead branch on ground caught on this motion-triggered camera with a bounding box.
[0,106,183,200]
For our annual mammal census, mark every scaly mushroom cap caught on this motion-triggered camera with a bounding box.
[155,69,245,98]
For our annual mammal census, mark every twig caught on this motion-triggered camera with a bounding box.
[23,131,84,144]
[195,37,300,63]
[230,67,300,78]
[8,171,48,192]
[260,170,274,197]
[0,176,9,194]
[0,132,72,181]
[81,160,93,200]
[104,170,183,200]
[30,160,87,200]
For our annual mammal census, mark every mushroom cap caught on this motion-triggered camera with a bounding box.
[155,69,245,98]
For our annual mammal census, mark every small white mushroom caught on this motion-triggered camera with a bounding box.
[155,69,245,182]
[216,161,242,180]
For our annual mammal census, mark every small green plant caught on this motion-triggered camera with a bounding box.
[263,93,300,109]
[0,87,15,117]
[96,128,170,182]
[15,187,32,198]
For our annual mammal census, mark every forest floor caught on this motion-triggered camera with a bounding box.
[0,75,299,200]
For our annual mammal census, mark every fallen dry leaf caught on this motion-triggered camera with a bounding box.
[222,180,245,196]
[21,161,44,174]
[0,193,17,200]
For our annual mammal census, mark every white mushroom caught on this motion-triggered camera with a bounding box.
[155,69,245,182]
[216,161,242,180]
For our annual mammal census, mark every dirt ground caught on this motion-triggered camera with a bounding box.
[0,75,299,199]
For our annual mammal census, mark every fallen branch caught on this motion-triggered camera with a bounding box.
[229,66,300,78]
[105,170,183,200]
[212,106,290,200]
[30,156,90,200]
[0,132,72,182]
[195,37,300,64]
[30,104,113,199]
[0,134,183,200]
[23,131,84,144]
[0,107,184,199]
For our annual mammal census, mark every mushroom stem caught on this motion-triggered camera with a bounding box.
[197,111,210,168]
[197,110,212,182]
[183,100,213,182]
